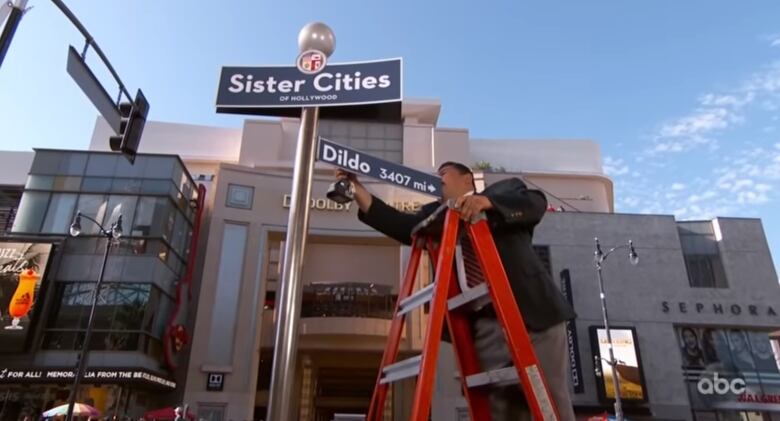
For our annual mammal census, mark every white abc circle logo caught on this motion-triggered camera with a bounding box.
[697,373,746,395]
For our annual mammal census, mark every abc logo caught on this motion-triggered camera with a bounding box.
[697,373,746,395]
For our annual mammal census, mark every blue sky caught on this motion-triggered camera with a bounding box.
[1,1,780,275]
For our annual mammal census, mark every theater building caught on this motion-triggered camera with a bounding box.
[1,98,778,420]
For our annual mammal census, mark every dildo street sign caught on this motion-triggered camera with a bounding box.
[317,137,441,197]
[216,58,402,111]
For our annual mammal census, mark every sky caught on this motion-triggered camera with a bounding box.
[1,1,780,275]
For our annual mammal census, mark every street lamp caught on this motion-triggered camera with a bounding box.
[593,237,639,421]
[65,211,123,421]
[266,22,335,421]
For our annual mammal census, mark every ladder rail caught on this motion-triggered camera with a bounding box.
[366,238,425,421]
[467,221,561,421]
[443,252,493,419]
[408,209,460,421]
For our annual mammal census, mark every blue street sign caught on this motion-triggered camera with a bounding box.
[216,58,402,110]
[317,137,441,197]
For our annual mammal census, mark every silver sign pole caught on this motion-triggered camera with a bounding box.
[266,22,335,421]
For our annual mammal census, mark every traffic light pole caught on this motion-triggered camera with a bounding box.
[0,0,28,70]
[50,0,132,102]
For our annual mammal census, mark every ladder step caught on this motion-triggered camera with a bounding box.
[380,355,422,384]
[397,283,435,316]
[447,282,490,312]
[465,366,519,388]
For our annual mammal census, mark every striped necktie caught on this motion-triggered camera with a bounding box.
[460,234,486,287]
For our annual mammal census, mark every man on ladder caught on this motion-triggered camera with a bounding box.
[336,162,577,421]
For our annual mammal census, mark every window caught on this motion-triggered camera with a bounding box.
[104,195,137,237]
[678,222,728,288]
[197,404,226,421]
[676,326,780,414]
[41,193,77,233]
[30,151,87,176]
[11,191,50,233]
[85,154,119,177]
[132,197,173,239]
[42,282,170,354]
[226,184,254,210]
[75,194,108,235]
[207,223,248,365]
[319,120,404,163]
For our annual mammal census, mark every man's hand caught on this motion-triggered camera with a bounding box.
[454,195,493,222]
[334,169,372,212]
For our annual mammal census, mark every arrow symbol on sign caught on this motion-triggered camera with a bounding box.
[427,184,436,193]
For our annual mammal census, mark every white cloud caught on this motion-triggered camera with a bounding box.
[688,190,717,203]
[737,190,769,204]
[771,35,780,47]
[603,156,629,176]
[623,196,640,207]
[671,183,686,191]
[646,60,780,156]
[755,183,772,192]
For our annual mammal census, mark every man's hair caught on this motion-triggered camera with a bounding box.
[438,161,477,190]
[438,161,473,176]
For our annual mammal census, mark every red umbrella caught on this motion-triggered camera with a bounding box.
[143,406,196,420]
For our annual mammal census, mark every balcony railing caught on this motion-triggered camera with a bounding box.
[301,282,397,320]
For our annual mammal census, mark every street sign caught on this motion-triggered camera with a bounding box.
[216,58,402,111]
[317,137,441,197]
[66,46,122,133]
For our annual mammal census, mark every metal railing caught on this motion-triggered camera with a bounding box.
[301,282,397,319]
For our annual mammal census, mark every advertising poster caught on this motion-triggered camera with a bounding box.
[0,242,54,352]
[590,326,648,402]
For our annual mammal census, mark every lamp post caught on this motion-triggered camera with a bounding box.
[593,237,639,421]
[65,211,123,421]
[266,22,335,421]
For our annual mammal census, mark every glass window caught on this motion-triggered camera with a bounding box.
[114,155,146,178]
[197,405,225,421]
[64,237,99,254]
[207,223,248,365]
[81,177,112,193]
[25,175,54,190]
[226,184,254,210]
[76,195,108,235]
[59,153,88,175]
[679,222,728,288]
[30,151,87,175]
[104,195,138,237]
[132,197,173,238]
[170,211,188,256]
[85,154,119,177]
[41,193,77,233]
[11,191,50,233]
[144,156,174,179]
[319,120,404,163]
[30,151,62,175]
[111,178,142,194]
[52,176,82,191]
[141,179,171,195]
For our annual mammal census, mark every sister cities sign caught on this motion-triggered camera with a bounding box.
[215,58,402,111]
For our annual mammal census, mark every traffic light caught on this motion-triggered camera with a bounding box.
[109,102,132,152]
[108,89,149,164]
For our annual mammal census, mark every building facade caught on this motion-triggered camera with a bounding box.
[0,98,778,420]
[0,150,201,420]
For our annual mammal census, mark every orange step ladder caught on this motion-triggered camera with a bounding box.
[366,202,560,421]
